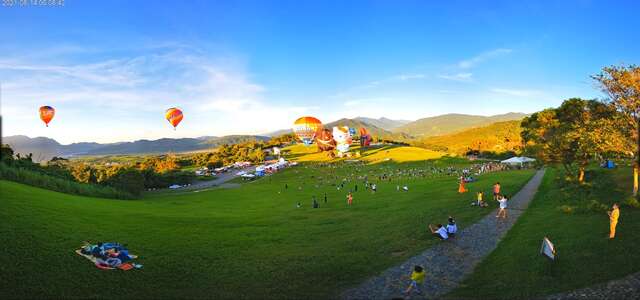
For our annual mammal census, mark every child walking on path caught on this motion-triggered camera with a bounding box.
[496,195,508,218]
[404,265,425,296]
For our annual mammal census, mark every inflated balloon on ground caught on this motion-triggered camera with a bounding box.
[316,128,336,151]
[292,116,323,145]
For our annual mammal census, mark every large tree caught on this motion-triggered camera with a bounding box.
[593,65,640,194]
[521,98,628,183]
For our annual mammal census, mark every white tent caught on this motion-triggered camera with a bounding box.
[501,156,536,166]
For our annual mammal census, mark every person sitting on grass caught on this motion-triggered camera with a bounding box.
[496,195,508,218]
[446,216,457,237]
[429,224,449,240]
[296,202,301,208]
[404,265,426,296]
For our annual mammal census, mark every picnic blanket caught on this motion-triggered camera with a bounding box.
[75,242,142,270]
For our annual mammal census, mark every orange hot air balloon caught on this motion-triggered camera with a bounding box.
[39,106,55,127]
[292,116,323,145]
[165,108,184,130]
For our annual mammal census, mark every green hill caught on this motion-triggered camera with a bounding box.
[394,112,526,138]
[413,120,523,155]
[0,161,535,299]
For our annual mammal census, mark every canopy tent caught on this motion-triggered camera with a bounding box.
[501,156,536,166]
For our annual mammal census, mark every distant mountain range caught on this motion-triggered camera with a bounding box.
[2,135,270,162]
[353,117,411,130]
[3,113,528,161]
[392,112,527,137]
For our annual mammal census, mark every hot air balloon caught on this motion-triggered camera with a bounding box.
[316,128,336,152]
[359,127,372,147]
[333,126,352,155]
[292,116,322,145]
[39,106,55,127]
[165,108,183,130]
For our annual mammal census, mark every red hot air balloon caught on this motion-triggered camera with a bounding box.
[359,127,372,146]
[165,108,183,130]
[39,106,55,127]
[292,116,323,145]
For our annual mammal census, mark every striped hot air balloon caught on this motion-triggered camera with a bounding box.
[292,116,322,145]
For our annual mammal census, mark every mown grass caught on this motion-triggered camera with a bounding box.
[448,167,640,299]
[0,159,533,299]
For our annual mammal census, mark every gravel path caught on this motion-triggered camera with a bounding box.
[341,169,546,300]
[543,272,640,300]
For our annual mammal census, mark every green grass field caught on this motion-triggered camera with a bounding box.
[448,167,640,299]
[0,158,534,299]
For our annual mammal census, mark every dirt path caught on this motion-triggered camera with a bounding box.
[342,169,546,300]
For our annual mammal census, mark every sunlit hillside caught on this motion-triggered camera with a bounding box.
[413,120,523,155]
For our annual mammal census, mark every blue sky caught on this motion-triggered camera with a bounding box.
[1,0,639,143]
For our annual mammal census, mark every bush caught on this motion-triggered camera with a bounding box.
[624,197,640,208]
[0,163,136,199]
[559,205,575,214]
[587,199,609,212]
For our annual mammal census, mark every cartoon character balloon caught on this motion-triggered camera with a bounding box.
[359,127,372,146]
[333,126,352,154]
[292,116,323,145]
[316,128,336,152]
[39,106,55,127]
[165,108,183,130]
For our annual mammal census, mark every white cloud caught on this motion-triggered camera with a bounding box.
[0,47,316,143]
[491,88,542,97]
[458,48,512,69]
[391,74,425,81]
[438,72,473,82]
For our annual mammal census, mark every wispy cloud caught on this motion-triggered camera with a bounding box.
[438,72,473,82]
[458,48,512,69]
[0,46,316,143]
[491,88,541,97]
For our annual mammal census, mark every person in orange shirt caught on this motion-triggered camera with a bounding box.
[493,182,501,200]
[347,192,353,206]
[607,203,620,239]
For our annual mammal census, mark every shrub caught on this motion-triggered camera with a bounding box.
[0,163,135,199]
[559,205,575,214]
[624,197,640,208]
[587,199,609,212]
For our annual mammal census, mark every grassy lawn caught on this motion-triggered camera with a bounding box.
[0,158,534,299]
[448,166,640,299]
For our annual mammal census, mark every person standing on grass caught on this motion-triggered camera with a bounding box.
[347,192,353,206]
[404,265,425,296]
[493,182,501,200]
[324,192,327,204]
[496,195,508,218]
[607,203,620,239]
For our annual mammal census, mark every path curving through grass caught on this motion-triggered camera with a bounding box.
[342,169,546,300]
